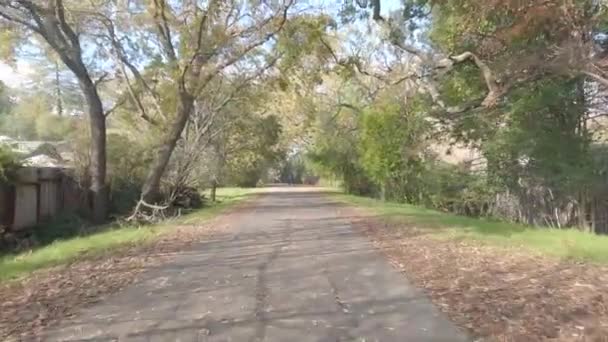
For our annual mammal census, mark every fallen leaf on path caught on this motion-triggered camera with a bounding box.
[341,207,608,342]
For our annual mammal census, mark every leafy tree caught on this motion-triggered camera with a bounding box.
[221,114,284,187]
[0,0,110,221]
[96,0,295,205]
[359,96,431,201]
[19,57,84,117]
[278,152,309,184]
[0,91,73,140]
[1,0,298,218]
[307,88,374,195]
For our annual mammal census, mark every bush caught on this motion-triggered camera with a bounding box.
[229,163,266,187]
[106,134,154,214]
[358,97,431,202]
[0,145,19,183]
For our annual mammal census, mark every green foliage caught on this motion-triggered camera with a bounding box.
[106,134,155,214]
[276,15,335,71]
[425,164,497,216]
[483,77,591,192]
[224,115,284,187]
[0,92,73,141]
[0,145,19,183]
[303,77,378,195]
[0,31,16,60]
[307,103,375,195]
[0,80,10,116]
[35,112,74,141]
[308,144,374,195]
[377,0,601,227]
[428,0,476,52]
[28,213,88,247]
[359,98,431,202]
[355,95,495,212]
[438,63,487,107]
[278,152,315,184]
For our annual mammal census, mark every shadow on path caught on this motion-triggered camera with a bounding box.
[44,187,469,342]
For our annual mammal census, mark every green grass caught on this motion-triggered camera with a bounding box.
[0,187,259,281]
[335,193,608,263]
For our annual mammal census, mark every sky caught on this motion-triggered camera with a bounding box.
[0,61,32,87]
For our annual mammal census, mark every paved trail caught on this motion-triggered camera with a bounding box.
[46,188,469,341]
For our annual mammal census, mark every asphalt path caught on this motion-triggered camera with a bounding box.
[45,187,469,342]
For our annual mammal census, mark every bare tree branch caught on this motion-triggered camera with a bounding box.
[93,72,109,87]
[438,52,503,107]
[374,12,504,110]
[152,0,177,63]
[104,97,127,117]
[193,0,294,95]
[584,70,608,88]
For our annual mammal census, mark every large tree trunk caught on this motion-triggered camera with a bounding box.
[78,76,108,223]
[141,90,194,202]
[0,0,109,223]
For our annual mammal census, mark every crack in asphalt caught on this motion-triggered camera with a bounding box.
[251,218,293,342]
[42,189,469,342]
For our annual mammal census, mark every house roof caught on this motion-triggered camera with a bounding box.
[0,137,70,168]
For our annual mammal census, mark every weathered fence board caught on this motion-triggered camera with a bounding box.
[13,184,38,230]
[39,181,60,219]
[0,167,86,231]
[0,184,12,227]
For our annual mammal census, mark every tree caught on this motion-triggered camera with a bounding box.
[305,75,376,195]
[19,56,84,117]
[191,79,284,190]
[318,0,608,227]
[0,91,72,140]
[223,114,283,187]
[93,0,295,206]
[1,0,298,218]
[0,0,109,222]
[359,96,431,201]
[339,0,608,116]
[0,80,10,116]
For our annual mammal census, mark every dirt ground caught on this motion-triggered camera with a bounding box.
[0,206,245,341]
[342,208,608,342]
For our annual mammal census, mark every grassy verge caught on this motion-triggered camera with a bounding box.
[335,193,608,263]
[0,187,259,281]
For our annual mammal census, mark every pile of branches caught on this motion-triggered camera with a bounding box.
[126,186,205,224]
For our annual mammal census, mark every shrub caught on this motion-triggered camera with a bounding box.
[358,97,431,202]
[106,134,154,214]
[0,145,19,183]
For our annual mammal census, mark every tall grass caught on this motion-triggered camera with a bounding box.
[335,193,608,263]
[0,187,258,281]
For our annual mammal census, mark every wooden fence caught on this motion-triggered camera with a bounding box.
[0,167,87,231]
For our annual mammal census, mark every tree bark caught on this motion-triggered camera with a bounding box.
[55,61,63,116]
[210,180,217,202]
[77,75,108,223]
[141,89,194,202]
